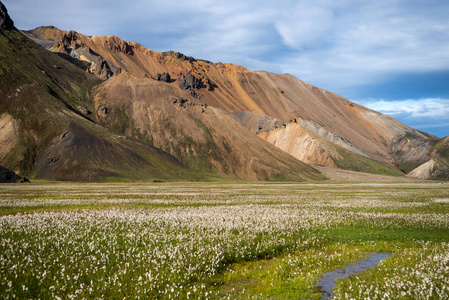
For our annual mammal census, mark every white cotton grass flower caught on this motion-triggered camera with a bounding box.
[0,182,447,298]
[434,198,449,203]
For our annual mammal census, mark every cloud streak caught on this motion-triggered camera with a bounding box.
[360,98,449,119]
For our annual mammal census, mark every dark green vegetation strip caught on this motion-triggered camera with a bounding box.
[332,148,405,177]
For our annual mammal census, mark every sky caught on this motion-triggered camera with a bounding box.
[4,0,449,137]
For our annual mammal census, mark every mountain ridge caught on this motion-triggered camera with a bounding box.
[0,2,323,182]
[1,1,448,181]
[0,3,206,182]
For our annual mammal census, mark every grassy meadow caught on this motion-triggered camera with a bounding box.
[0,182,448,299]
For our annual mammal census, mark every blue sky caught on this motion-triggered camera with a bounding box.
[4,0,449,137]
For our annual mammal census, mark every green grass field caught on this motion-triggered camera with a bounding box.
[0,182,448,299]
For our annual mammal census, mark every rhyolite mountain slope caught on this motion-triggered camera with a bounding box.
[0,1,323,182]
[1,0,447,181]
[22,24,449,180]
[0,2,198,182]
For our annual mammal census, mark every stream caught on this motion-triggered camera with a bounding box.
[316,252,393,300]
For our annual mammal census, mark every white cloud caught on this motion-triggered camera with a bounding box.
[274,3,333,49]
[419,122,449,129]
[275,0,449,90]
[359,98,449,119]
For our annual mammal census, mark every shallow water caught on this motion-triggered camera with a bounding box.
[316,252,393,300]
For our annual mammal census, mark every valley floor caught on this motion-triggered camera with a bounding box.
[0,182,448,299]
[313,166,428,183]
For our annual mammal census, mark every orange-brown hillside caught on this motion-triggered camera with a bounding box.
[0,5,324,182]
[13,24,449,180]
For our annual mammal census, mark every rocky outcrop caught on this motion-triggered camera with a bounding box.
[61,30,83,48]
[170,97,207,111]
[0,165,29,183]
[391,131,433,173]
[97,106,108,117]
[408,159,449,180]
[105,36,134,55]
[178,73,202,90]
[171,97,189,106]
[0,1,14,30]
[162,51,196,63]
[156,72,171,82]
[408,159,438,179]
[93,57,113,79]
[38,31,117,79]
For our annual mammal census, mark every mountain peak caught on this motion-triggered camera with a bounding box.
[0,1,14,30]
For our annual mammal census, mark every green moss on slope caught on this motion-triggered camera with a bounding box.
[431,139,449,167]
[332,148,405,177]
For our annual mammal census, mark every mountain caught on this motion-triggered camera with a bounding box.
[0,2,200,182]
[1,1,448,181]
[0,2,323,182]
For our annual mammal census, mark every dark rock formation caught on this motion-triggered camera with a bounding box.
[0,165,29,183]
[178,76,189,90]
[190,90,198,99]
[61,31,82,48]
[178,73,202,90]
[0,1,15,30]
[178,79,187,89]
[46,157,60,164]
[95,57,113,79]
[162,51,196,63]
[186,73,201,89]
[171,97,188,106]
[105,36,134,55]
[156,72,171,82]
[98,106,108,117]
